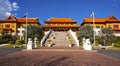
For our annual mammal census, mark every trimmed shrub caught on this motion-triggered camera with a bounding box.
[15,40,25,45]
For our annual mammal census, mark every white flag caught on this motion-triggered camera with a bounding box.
[90,12,94,18]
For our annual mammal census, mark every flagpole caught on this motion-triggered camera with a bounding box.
[92,12,95,46]
[25,13,28,46]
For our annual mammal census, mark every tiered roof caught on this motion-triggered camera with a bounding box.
[83,15,120,23]
[0,15,39,23]
[44,18,77,23]
[17,18,38,23]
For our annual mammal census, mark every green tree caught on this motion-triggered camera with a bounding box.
[99,27,115,45]
[114,36,120,47]
[0,29,15,44]
[24,25,44,42]
[77,25,94,43]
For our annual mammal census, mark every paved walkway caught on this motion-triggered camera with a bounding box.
[0,48,21,56]
[0,48,120,66]
[98,49,120,60]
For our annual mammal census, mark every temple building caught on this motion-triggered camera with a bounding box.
[81,15,120,36]
[0,15,41,39]
[43,18,80,31]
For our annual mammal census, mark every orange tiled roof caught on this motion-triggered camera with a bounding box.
[84,18,107,22]
[83,15,119,23]
[0,15,39,23]
[45,18,77,22]
[107,15,118,20]
[0,20,16,22]
[106,20,120,22]
[6,15,17,21]
[17,18,38,23]
[113,28,120,31]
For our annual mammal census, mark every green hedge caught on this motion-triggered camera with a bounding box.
[15,40,25,45]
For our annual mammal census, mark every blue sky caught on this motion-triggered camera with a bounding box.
[1,0,120,25]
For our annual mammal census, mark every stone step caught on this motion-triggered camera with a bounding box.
[44,31,77,47]
[38,46,81,49]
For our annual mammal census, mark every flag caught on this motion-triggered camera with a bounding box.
[22,13,28,18]
[90,12,94,18]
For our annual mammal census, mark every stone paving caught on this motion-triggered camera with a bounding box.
[0,48,120,66]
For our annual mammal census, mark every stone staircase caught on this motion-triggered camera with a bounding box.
[54,32,69,46]
[44,31,77,47]
[67,32,76,45]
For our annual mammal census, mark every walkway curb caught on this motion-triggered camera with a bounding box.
[22,49,98,52]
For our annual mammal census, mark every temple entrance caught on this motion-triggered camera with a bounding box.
[43,27,79,31]
[43,18,80,31]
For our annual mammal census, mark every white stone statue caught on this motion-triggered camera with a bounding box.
[83,38,92,50]
[82,37,86,49]
[27,38,33,50]
[34,37,38,48]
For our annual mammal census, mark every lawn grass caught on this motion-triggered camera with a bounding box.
[110,47,120,50]
[0,43,41,49]
[0,44,14,48]
[0,44,26,49]
[92,46,120,50]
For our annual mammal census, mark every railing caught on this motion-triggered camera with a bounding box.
[40,30,52,46]
[69,29,79,47]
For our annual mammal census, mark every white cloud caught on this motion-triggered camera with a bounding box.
[6,12,11,16]
[0,0,19,19]
[12,2,19,11]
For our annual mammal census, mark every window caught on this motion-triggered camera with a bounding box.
[115,31,120,33]
[17,31,20,33]
[96,26,100,28]
[101,26,103,28]
[12,25,14,28]
[113,25,119,29]
[1,25,3,28]
[108,25,111,28]
[5,24,10,28]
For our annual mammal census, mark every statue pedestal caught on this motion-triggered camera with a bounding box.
[48,44,51,47]
[83,38,92,51]
[84,43,92,50]
[69,44,72,47]
[27,44,32,50]
[34,43,37,48]
[27,38,33,50]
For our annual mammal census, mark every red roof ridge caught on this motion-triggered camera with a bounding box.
[6,15,17,21]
